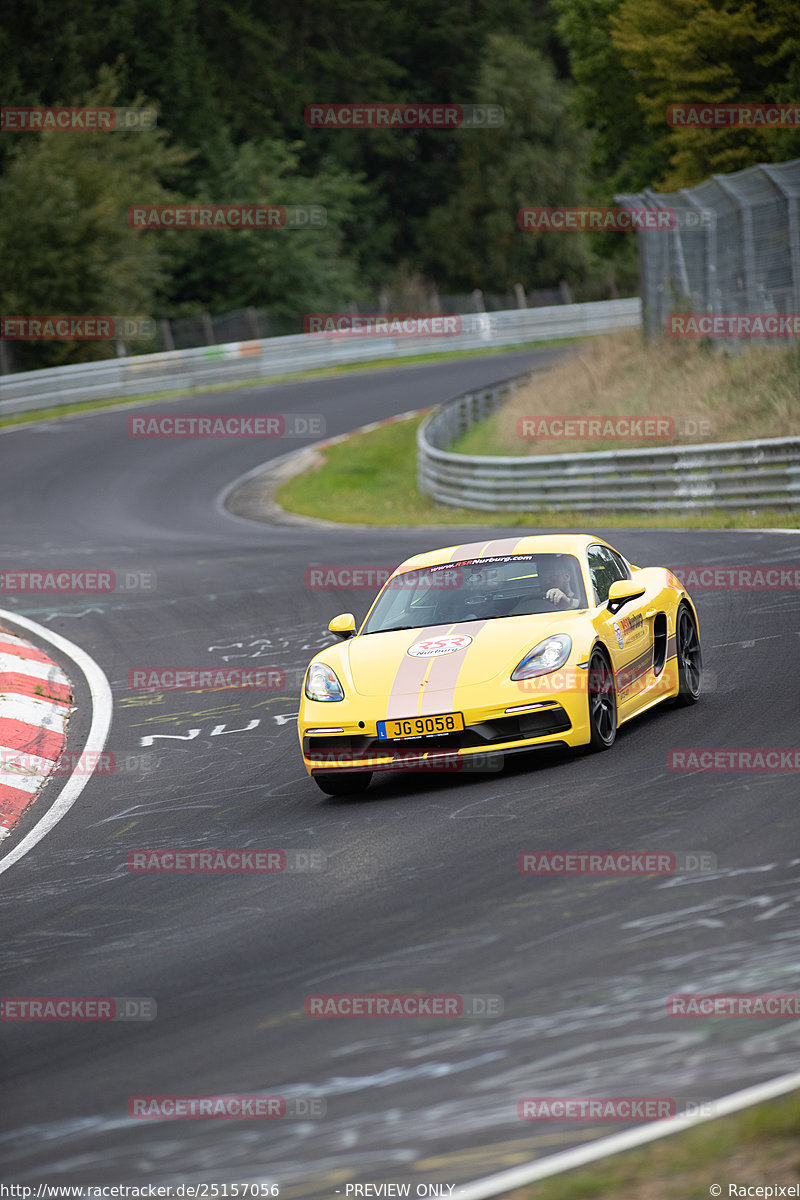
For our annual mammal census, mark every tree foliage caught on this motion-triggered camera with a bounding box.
[422,35,598,292]
[0,69,186,366]
[1,0,798,366]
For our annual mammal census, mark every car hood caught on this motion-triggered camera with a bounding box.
[344,615,579,697]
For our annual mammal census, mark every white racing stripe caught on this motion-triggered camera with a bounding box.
[457,1070,800,1200]
[0,610,113,875]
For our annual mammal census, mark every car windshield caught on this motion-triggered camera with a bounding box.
[361,553,588,634]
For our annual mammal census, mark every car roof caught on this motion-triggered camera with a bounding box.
[390,534,614,576]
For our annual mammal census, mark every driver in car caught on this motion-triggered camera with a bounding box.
[541,560,581,610]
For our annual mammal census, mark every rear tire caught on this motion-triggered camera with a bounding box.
[313,771,372,796]
[587,648,617,751]
[674,604,702,706]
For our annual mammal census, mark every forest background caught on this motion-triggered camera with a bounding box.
[1,0,799,367]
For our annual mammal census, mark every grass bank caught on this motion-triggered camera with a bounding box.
[513,1089,800,1200]
[452,330,800,456]
[274,411,799,528]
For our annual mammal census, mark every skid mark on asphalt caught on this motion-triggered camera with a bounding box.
[2,586,319,624]
[119,693,293,719]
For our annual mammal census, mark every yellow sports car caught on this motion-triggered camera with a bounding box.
[298,534,702,795]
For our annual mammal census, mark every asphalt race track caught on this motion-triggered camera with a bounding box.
[1,349,799,1193]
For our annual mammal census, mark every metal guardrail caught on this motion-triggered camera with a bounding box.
[418,377,800,512]
[0,299,640,416]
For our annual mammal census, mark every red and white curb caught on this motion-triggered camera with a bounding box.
[314,406,431,448]
[0,611,113,874]
[0,629,74,842]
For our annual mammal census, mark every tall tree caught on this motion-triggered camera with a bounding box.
[612,0,800,190]
[0,69,186,367]
[420,34,599,293]
[161,136,372,327]
[553,0,662,196]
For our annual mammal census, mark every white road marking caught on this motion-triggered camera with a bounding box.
[139,728,201,746]
[456,1070,800,1200]
[0,610,113,876]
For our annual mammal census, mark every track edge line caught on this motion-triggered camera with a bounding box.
[456,1070,800,1200]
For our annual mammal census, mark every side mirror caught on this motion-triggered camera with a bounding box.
[328,613,356,640]
[607,579,646,615]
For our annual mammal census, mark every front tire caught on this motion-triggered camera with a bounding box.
[674,604,702,706]
[313,771,372,796]
[587,648,617,750]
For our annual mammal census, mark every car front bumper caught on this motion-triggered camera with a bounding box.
[298,671,594,775]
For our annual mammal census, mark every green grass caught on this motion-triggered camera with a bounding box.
[0,338,574,431]
[517,1090,800,1200]
[274,413,800,529]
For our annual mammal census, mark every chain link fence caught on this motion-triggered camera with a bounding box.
[617,157,800,346]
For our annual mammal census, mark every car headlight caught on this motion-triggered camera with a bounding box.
[511,635,572,680]
[305,662,345,702]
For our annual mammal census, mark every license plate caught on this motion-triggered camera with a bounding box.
[376,712,465,740]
